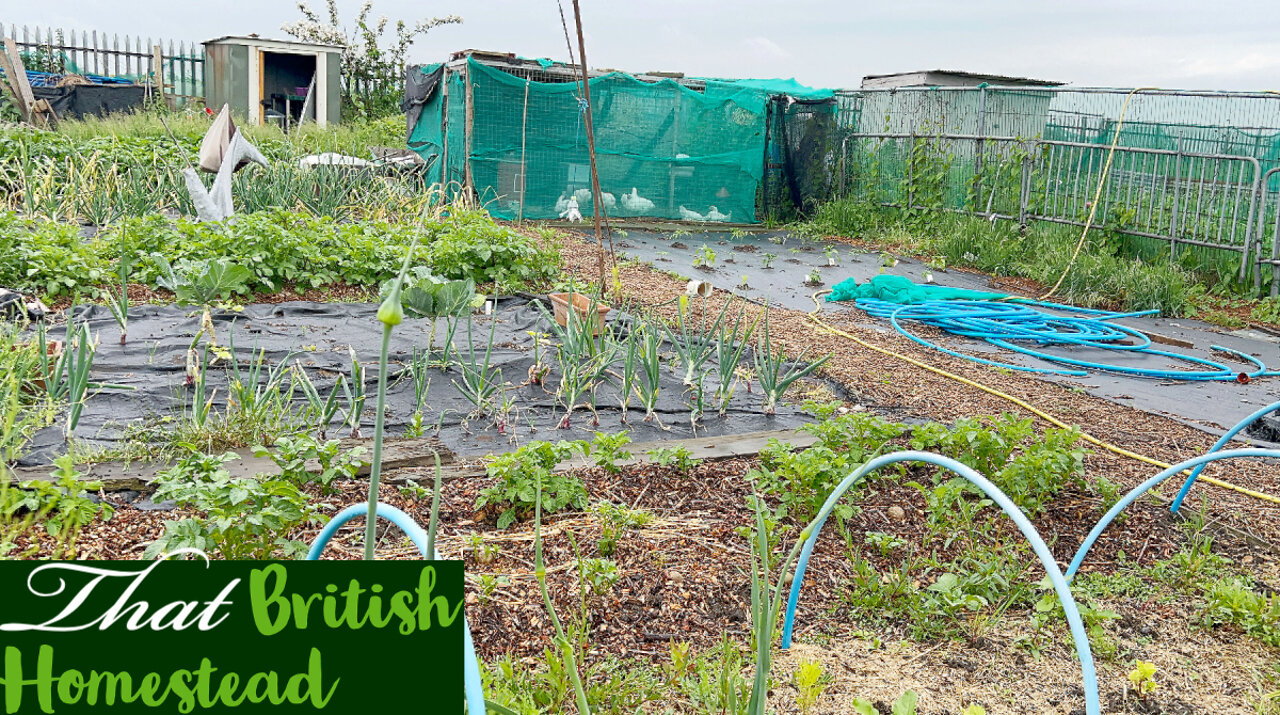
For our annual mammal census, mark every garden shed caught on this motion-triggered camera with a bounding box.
[202,35,342,127]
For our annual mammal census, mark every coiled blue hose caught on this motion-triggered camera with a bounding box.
[779,451,1101,715]
[1170,400,1280,513]
[307,503,486,715]
[853,297,1273,381]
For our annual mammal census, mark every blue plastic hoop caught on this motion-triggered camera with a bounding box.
[1170,401,1280,513]
[306,502,486,715]
[778,451,1101,715]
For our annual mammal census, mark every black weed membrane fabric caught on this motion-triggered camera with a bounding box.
[18,297,817,466]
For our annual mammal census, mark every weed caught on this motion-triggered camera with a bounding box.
[794,659,831,713]
[1198,577,1280,648]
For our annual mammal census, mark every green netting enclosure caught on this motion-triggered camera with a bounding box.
[406,54,838,224]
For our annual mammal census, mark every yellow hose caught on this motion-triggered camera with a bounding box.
[1040,86,1160,301]
[806,291,1280,506]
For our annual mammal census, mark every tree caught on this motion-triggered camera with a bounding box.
[281,0,462,119]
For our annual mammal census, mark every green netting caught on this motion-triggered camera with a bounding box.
[464,58,768,222]
[407,64,445,185]
[703,77,833,101]
[444,69,467,191]
[826,274,1009,303]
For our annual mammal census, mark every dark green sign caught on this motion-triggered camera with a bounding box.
[0,559,463,713]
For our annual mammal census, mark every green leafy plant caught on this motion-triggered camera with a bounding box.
[475,440,589,530]
[474,573,510,606]
[466,532,499,564]
[590,431,633,473]
[577,557,620,596]
[647,445,701,475]
[761,252,777,269]
[146,451,326,560]
[152,254,252,307]
[252,435,366,494]
[2,455,114,556]
[1128,660,1160,699]
[693,244,717,269]
[592,501,652,557]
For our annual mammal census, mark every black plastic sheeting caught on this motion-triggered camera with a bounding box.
[607,228,1280,444]
[32,84,147,119]
[17,297,819,466]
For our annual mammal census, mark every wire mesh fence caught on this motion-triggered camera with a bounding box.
[833,87,1280,295]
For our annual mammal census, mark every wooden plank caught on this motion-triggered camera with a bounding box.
[393,428,821,487]
[0,40,28,121]
[2,39,37,121]
[560,427,817,471]
[9,436,456,491]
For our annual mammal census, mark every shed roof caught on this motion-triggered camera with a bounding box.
[861,69,1065,88]
[203,35,345,51]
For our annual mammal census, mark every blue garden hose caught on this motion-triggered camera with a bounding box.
[1066,448,1280,579]
[852,297,1273,382]
[1170,400,1280,513]
[307,503,486,715]
[779,451,1100,715]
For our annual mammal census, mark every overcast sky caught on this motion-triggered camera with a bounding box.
[15,0,1280,91]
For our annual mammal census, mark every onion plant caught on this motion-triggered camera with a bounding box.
[451,317,503,417]
[754,309,831,415]
[294,366,345,441]
[59,322,99,439]
[612,327,640,423]
[713,305,759,417]
[341,347,367,438]
[664,295,735,386]
[225,339,299,431]
[106,253,132,345]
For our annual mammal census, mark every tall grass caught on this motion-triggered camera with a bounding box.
[808,199,1198,314]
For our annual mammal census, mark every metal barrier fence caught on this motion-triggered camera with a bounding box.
[833,86,1280,296]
